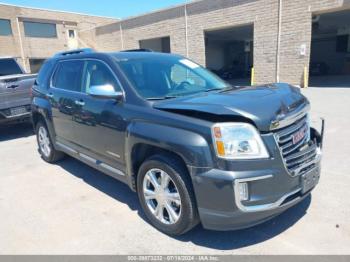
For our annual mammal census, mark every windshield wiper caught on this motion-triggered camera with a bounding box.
[204,88,224,92]
[147,95,178,101]
[218,86,240,93]
[203,86,235,93]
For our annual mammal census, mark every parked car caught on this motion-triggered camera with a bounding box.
[31,49,324,235]
[210,62,250,80]
[0,57,36,124]
[310,62,330,76]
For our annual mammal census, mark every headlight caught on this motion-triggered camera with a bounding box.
[212,123,269,159]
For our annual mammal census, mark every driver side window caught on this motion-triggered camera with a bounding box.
[83,60,121,94]
[170,64,206,87]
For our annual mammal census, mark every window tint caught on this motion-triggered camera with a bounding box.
[171,64,206,87]
[36,60,53,88]
[0,58,23,76]
[24,21,57,38]
[52,60,84,92]
[117,56,228,99]
[83,60,121,94]
[0,19,12,36]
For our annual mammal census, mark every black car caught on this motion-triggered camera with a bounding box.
[31,49,324,235]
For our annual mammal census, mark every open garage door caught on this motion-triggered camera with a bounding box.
[205,24,253,86]
[139,36,171,53]
[310,10,350,87]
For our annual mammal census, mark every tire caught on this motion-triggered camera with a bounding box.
[36,121,65,163]
[137,154,199,235]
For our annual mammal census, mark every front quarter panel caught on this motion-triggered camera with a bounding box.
[126,121,214,177]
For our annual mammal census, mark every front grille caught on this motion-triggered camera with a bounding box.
[274,114,318,177]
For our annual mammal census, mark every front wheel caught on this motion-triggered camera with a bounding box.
[36,121,65,163]
[137,155,199,235]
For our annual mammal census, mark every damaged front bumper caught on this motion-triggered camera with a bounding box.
[191,119,324,231]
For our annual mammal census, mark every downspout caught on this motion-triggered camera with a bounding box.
[184,4,189,58]
[119,23,124,50]
[15,17,27,72]
[276,0,282,82]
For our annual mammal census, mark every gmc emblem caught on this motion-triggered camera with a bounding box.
[292,128,306,145]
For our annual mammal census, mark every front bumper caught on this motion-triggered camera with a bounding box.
[191,125,323,231]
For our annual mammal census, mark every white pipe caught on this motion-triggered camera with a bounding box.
[15,17,27,72]
[276,0,282,83]
[119,23,124,50]
[184,4,189,58]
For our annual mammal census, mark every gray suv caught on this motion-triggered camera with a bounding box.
[31,49,324,235]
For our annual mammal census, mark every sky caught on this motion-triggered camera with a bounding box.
[0,0,191,19]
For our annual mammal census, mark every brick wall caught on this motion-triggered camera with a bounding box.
[278,0,345,86]
[92,0,350,86]
[2,0,349,82]
[0,4,117,72]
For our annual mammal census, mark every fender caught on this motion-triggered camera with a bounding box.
[125,120,214,180]
[31,94,57,144]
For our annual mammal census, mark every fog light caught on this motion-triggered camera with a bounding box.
[238,182,249,201]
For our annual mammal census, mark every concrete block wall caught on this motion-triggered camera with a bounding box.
[0,5,22,59]
[92,0,350,86]
[0,3,117,72]
[93,0,280,84]
[185,0,279,84]
[95,6,187,55]
[278,0,345,86]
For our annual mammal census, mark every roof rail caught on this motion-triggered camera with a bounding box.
[54,48,95,57]
[121,48,153,52]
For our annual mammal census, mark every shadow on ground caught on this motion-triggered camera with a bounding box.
[309,75,350,88]
[0,122,34,142]
[57,156,311,250]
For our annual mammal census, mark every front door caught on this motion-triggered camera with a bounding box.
[73,59,127,170]
[49,60,84,145]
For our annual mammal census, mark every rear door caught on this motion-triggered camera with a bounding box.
[48,59,84,145]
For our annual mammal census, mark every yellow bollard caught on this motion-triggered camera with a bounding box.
[304,66,309,88]
[251,67,255,86]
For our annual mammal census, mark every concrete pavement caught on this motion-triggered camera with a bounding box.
[0,87,349,254]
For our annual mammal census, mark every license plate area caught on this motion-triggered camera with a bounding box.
[301,167,320,194]
[10,106,28,116]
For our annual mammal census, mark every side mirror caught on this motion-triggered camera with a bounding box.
[88,84,123,100]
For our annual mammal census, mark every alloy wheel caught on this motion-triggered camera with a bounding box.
[38,126,51,158]
[142,168,182,225]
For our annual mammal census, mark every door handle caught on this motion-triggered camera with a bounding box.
[75,100,85,106]
[7,84,19,89]
[47,93,54,99]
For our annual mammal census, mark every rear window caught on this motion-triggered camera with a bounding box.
[0,58,23,76]
[36,59,53,89]
[52,60,84,92]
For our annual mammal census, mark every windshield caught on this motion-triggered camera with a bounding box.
[0,58,23,76]
[115,55,229,100]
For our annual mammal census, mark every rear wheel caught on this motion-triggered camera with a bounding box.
[36,121,64,163]
[137,155,199,235]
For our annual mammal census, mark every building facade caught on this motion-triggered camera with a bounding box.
[1,0,350,86]
[0,3,118,73]
[90,0,350,86]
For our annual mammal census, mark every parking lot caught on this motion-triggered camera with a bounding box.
[0,87,349,255]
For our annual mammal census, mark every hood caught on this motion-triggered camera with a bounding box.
[153,83,309,132]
